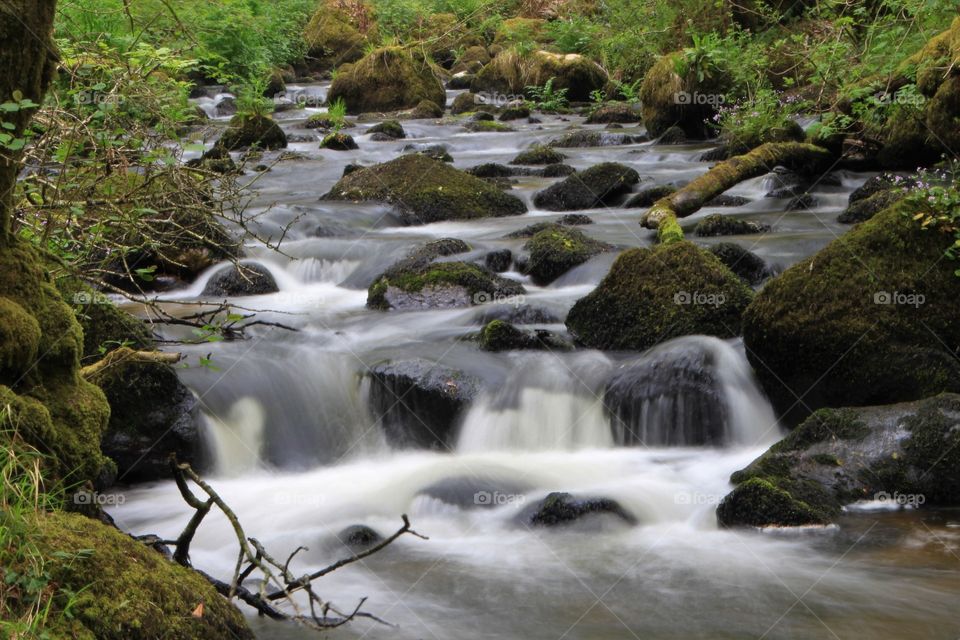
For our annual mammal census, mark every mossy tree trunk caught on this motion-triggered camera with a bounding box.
[0,1,58,245]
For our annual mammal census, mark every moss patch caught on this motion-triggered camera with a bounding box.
[368,261,525,310]
[218,114,287,151]
[523,226,610,285]
[327,47,445,115]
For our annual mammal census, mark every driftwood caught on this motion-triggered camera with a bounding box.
[80,346,182,379]
[168,459,427,631]
[641,142,835,242]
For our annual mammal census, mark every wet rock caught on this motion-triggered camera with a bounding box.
[477,305,560,325]
[559,213,592,225]
[463,120,514,133]
[485,249,513,272]
[470,111,495,122]
[451,91,490,115]
[368,261,525,310]
[499,105,530,121]
[419,475,530,509]
[640,51,729,138]
[367,359,482,449]
[324,155,526,224]
[467,163,516,179]
[624,185,676,208]
[478,320,572,352]
[657,125,687,144]
[717,394,960,527]
[327,47,446,114]
[566,242,753,351]
[522,226,611,285]
[218,114,287,151]
[585,103,641,124]
[706,194,751,207]
[337,525,383,549]
[214,96,237,117]
[368,119,406,139]
[92,351,200,483]
[402,143,453,163]
[320,132,358,150]
[694,214,770,237]
[547,130,644,148]
[541,164,577,177]
[410,99,444,119]
[447,72,475,90]
[708,243,777,286]
[533,162,640,211]
[510,145,566,165]
[786,193,817,210]
[838,190,904,224]
[201,263,279,297]
[518,492,637,528]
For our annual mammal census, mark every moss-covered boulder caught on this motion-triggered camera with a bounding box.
[86,348,200,483]
[708,242,776,286]
[451,91,489,115]
[522,226,611,285]
[566,242,754,350]
[320,131,359,150]
[0,242,111,485]
[533,162,639,211]
[547,130,644,147]
[323,154,527,225]
[471,50,608,102]
[478,320,571,352]
[452,45,491,74]
[32,511,253,639]
[639,51,729,138]
[838,189,904,224]
[368,119,406,140]
[410,99,444,119]
[218,114,287,151]
[368,261,525,310]
[717,394,960,527]
[463,120,514,133]
[585,103,642,124]
[742,201,960,427]
[499,104,530,121]
[327,47,445,115]
[694,214,770,236]
[303,1,369,72]
[511,145,566,165]
[624,185,677,208]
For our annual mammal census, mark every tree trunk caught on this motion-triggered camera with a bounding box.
[0,1,58,245]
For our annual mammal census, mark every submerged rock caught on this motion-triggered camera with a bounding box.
[518,492,637,528]
[717,394,960,528]
[547,130,644,148]
[694,214,770,237]
[202,263,279,297]
[533,162,640,211]
[478,320,572,352]
[368,261,525,310]
[324,155,526,224]
[566,242,753,351]
[476,305,560,325]
[367,359,481,449]
[418,473,532,509]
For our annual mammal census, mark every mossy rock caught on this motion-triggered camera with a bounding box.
[451,91,491,115]
[0,241,111,485]
[837,189,905,224]
[585,103,641,124]
[716,477,835,528]
[925,74,960,155]
[510,145,566,165]
[463,120,514,133]
[708,242,775,286]
[32,511,253,639]
[639,51,730,138]
[327,47,445,115]
[402,143,453,162]
[742,201,960,427]
[877,108,941,170]
[320,132,358,150]
[304,113,355,130]
[694,214,770,237]
[522,226,611,285]
[218,114,287,151]
[566,242,754,350]
[723,119,805,156]
[624,185,677,208]
[368,261,525,311]
[494,18,548,45]
[478,320,571,352]
[533,162,640,211]
[410,99,444,118]
[499,105,530,121]
[368,119,406,139]
[452,45,491,74]
[471,50,608,102]
[323,154,527,225]
[547,130,644,147]
[657,125,687,144]
[303,1,368,71]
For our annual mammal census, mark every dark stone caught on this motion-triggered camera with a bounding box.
[201,263,279,297]
[547,131,645,147]
[320,132,358,150]
[694,214,770,237]
[485,249,513,272]
[624,185,676,208]
[708,243,777,285]
[518,492,637,528]
[657,125,687,144]
[478,320,572,352]
[337,525,383,549]
[533,162,640,211]
[477,304,560,325]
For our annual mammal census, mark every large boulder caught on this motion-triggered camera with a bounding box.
[367,360,481,449]
[218,114,287,151]
[717,394,960,528]
[639,51,729,138]
[30,511,253,639]
[327,47,445,115]
[471,50,608,102]
[303,1,369,71]
[87,349,200,483]
[323,154,527,225]
[533,162,640,211]
[368,261,525,311]
[522,226,611,285]
[517,492,637,528]
[566,242,753,351]
[742,201,960,427]
[201,263,279,297]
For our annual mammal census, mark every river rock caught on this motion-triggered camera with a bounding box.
[478,320,572,352]
[320,132,358,150]
[717,394,960,528]
[517,492,637,528]
[522,226,611,285]
[708,243,777,286]
[639,50,730,138]
[326,47,446,114]
[402,143,453,162]
[510,145,566,165]
[218,114,287,151]
[694,214,770,237]
[585,103,641,124]
[368,120,406,140]
[337,525,383,549]
[533,163,640,211]
[324,154,526,224]
[742,201,960,427]
[476,305,560,325]
[470,50,608,101]
[624,185,677,208]
[566,242,753,351]
[367,359,482,449]
[202,263,279,297]
[484,249,513,272]
[547,130,644,148]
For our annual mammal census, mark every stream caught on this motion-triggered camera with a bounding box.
[112,84,960,639]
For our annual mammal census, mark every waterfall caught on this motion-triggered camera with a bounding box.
[201,397,265,476]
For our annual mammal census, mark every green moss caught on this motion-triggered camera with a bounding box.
[0,296,41,381]
[320,132,358,150]
[657,215,684,244]
[742,201,960,426]
[901,394,960,503]
[410,99,444,119]
[367,261,524,310]
[471,50,607,101]
[479,320,527,351]
[533,162,639,211]
[771,408,870,453]
[639,51,730,138]
[925,74,960,155]
[323,154,527,224]
[523,226,610,285]
[218,114,287,151]
[33,511,253,639]
[303,2,367,71]
[510,145,566,165]
[327,47,446,115]
[565,241,754,350]
[463,120,514,132]
[716,477,835,528]
[368,119,405,139]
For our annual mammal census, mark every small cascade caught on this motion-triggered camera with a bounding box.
[457,352,614,452]
[603,336,780,447]
[201,397,265,476]
[288,257,361,284]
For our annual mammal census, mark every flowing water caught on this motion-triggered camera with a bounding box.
[113,85,960,639]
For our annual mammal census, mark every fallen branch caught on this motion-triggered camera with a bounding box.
[80,346,181,380]
[640,142,835,242]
